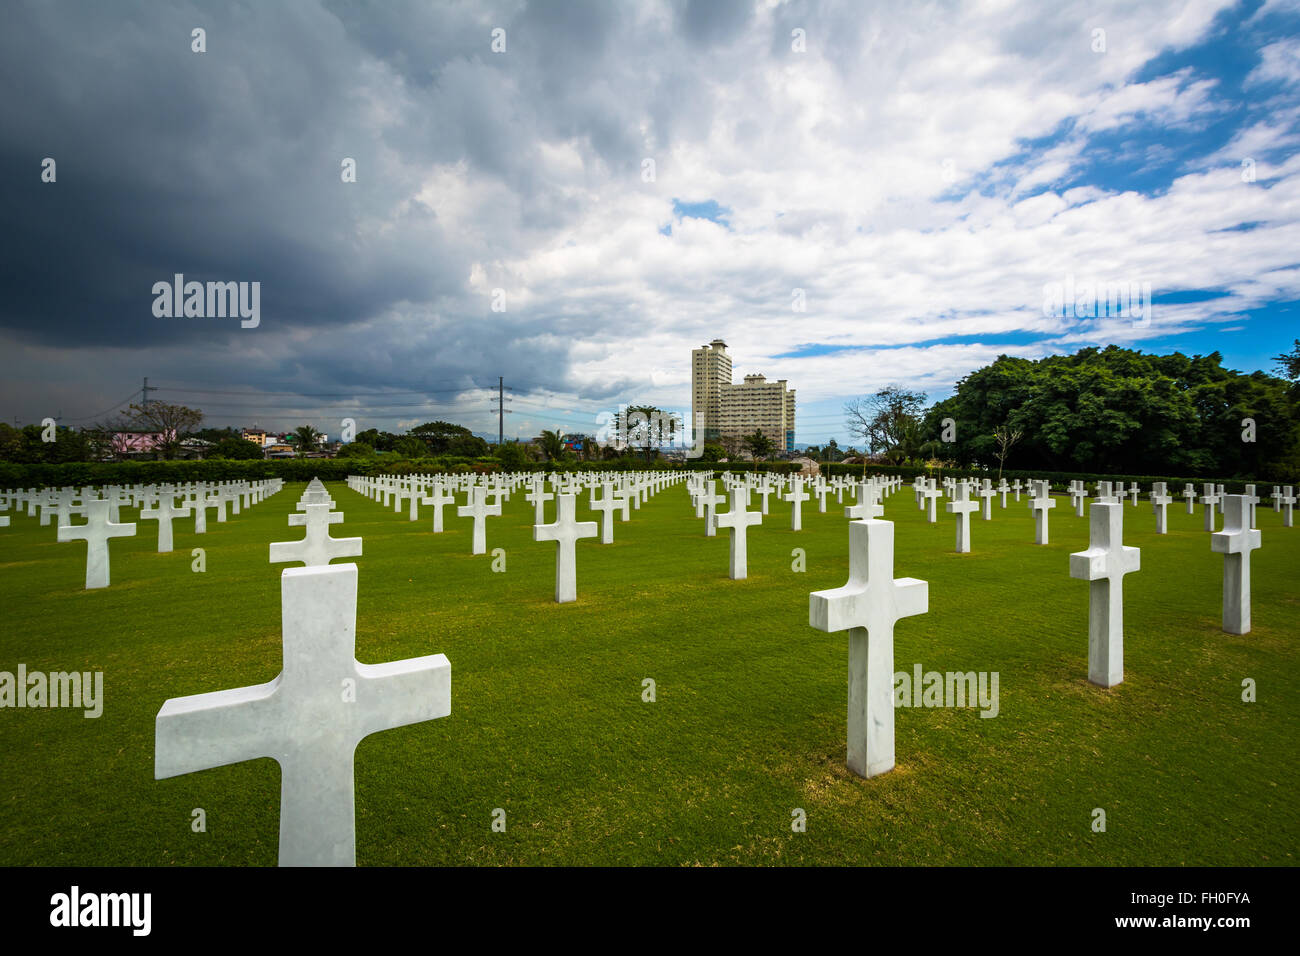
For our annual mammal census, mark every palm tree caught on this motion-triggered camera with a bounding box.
[539,429,565,461]
[291,424,323,457]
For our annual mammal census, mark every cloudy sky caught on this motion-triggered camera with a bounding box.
[2,0,1298,445]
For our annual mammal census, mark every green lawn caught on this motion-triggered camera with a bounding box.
[0,479,1295,866]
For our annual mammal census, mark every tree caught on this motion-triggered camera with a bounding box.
[356,428,398,452]
[699,442,724,462]
[497,440,529,471]
[625,405,677,462]
[119,402,203,459]
[742,429,774,469]
[336,441,375,459]
[992,425,1023,480]
[409,421,488,456]
[392,435,427,458]
[844,387,928,462]
[1272,339,1300,380]
[290,425,323,457]
[0,423,22,461]
[211,436,264,459]
[924,346,1299,478]
[538,429,566,461]
[717,432,743,460]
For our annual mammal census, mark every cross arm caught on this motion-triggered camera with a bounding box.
[352,654,451,740]
[155,678,281,779]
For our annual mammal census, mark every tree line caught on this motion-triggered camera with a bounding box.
[844,344,1300,480]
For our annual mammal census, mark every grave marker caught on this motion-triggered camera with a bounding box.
[155,563,451,866]
[809,518,927,778]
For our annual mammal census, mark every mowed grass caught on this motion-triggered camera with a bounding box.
[0,478,1296,867]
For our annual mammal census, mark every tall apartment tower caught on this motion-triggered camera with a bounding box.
[720,374,797,454]
[691,339,731,441]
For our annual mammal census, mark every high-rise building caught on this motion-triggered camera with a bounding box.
[691,340,796,454]
[691,339,732,441]
[720,374,796,454]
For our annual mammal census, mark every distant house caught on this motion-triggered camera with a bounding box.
[110,431,173,459]
[265,442,295,459]
[242,428,268,446]
[177,438,213,460]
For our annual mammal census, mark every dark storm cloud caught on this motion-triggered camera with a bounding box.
[0,0,681,415]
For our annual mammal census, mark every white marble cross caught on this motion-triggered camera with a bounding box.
[270,504,363,567]
[1211,495,1261,635]
[846,482,882,520]
[1280,485,1295,528]
[1182,483,1197,514]
[1242,484,1259,530]
[1128,482,1140,507]
[1068,481,1086,517]
[1012,478,1023,502]
[154,563,451,866]
[698,480,723,537]
[1201,483,1221,532]
[713,492,763,579]
[193,493,219,534]
[590,483,621,544]
[1095,481,1118,505]
[420,484,456,533]
[921,479,942,524]
[57,498,137,589]
[809,518,927,778]
[525,482,554,525]
[998,478,1009,508]
[1150,481,1172,534]
[1030,479,1056,545]
[977,480,996,520]
[405,484,422,521]
[457,486,501,555]
[1069,502,1140,688]
[140,494,191,553]
[534,493,599,603]
[785,477,810,531]
[946,480,979,553]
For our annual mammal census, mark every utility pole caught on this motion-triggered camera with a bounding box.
[141,377,158,407]
[490,376,512,446]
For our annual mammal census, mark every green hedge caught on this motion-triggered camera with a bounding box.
[0,458,359,487]
[816,462,1291,494]
[0,456,687,487]
[1,455,1289,491]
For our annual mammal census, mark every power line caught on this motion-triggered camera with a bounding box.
[62,390,145,423]
[152,385,491,398]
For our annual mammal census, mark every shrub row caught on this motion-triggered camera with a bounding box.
[0,456,1290,491]
[816,462,1294,493]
